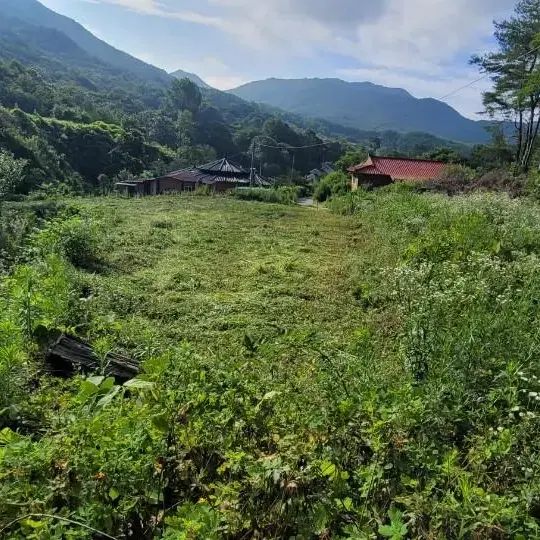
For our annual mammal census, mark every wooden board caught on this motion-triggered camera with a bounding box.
[45,334,139,383]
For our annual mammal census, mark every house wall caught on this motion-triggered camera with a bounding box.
[352,173,393,190]
[156,177,197,193]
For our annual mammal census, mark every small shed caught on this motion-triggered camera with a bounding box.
[116,158,272,196]
[348,155,446,190]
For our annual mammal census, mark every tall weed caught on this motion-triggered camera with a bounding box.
[233,186,298,205]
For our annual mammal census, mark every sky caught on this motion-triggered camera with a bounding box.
[38,0,518,119]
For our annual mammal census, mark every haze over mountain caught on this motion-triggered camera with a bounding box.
[170,70,212,90]
[230,78,492,144]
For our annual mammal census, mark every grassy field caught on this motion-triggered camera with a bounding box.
[79,196,365,360]
[3,191,540,538]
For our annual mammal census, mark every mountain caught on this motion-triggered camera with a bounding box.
[229,78,492,144]
[171,70,211,89]
[0,0,172,85]
[0,0,474,197]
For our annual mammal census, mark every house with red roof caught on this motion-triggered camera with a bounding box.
[348,155,446,190]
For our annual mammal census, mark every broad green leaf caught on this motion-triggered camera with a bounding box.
[320,460,336,477]
[0,427,22,445]
[151,412,169,432]
[87,375,105,386]
[109,487,120,501]
[100,377,116,391]
[262,390,280,401]
[378,525,396,537]
[22,519,46,529]
[124,378,154,390]
[79,380,99,399]
[97,385,122,408]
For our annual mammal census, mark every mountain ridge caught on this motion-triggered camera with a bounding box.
[0,0,171,84]
[170,69,211,89]
[229,77,491,144]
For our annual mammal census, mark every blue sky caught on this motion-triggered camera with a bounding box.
[39,0,517,119]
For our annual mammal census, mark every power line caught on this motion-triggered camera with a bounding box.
[257,141,329,150]
[440,41,540,101]
[370,41,540,133]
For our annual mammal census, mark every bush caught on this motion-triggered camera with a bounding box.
[0,149,27,200]
[0,255,74,418]
[326,189,373,215]
[193,185,211,196]
[426,165,530,198]
[476,169,528,197]
[233,186,298,205]
[314,171,350,202]
[425,164,477,195]
[30,214,101,268]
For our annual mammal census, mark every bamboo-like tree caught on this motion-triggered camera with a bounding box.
[471,0,540,172]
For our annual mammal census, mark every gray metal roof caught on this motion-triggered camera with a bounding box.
[136,157,274,187]
[197,158,246,174]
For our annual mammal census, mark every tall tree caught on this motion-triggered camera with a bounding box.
[471,0,540,172]
[166,78,202,115]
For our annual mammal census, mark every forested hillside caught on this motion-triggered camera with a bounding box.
[0,0,171,84]
[0,0,478,196]
[171,69,212,89]
[230,78,493,144]
[0,55,471,196]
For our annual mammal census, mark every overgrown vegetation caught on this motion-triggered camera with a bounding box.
[5,1,540,537]
[3,192,540,537]
[233,185,299,204]
[314,171,350,202]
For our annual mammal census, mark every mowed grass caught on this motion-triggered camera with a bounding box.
[79,196,366,361]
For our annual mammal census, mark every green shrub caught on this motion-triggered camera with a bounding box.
[30,214,101,268]
[0,149,27,200]
[0,201,66,273]
[233,186,298,205]
[314,171,350,202]
[0,255,74,418]
[425,164,478,195]
[193,185,212,196]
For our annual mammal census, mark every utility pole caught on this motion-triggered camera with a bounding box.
[250,140,256,186]
[290,152,295,184]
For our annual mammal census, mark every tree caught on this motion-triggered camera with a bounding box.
[469,124,515,171]
[335,148,368,172]
[471,0,540,172]
[314,171,350,202]
[0,150,27,200]
[176,110,196,147]
[166,78,202,115]
[97,173,112,195]
[421,147,464,164]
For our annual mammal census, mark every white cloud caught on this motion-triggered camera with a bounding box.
[205,75,246,90]
[83,0,517,118]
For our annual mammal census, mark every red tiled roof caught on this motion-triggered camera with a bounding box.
[348,155,446,181]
